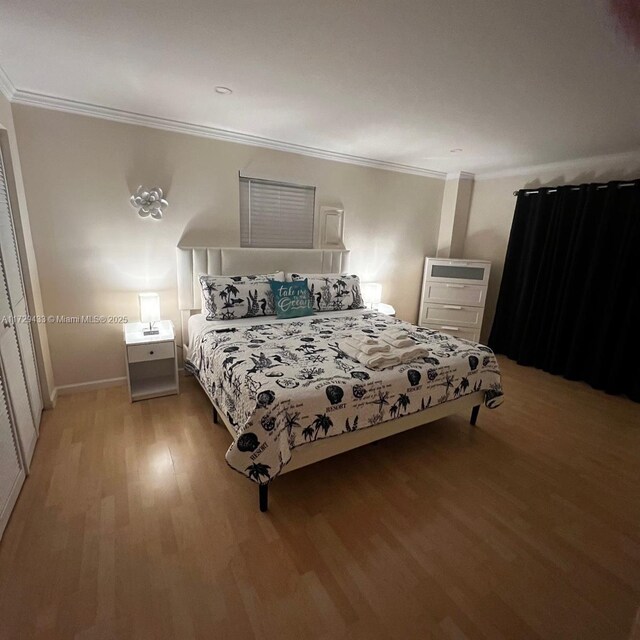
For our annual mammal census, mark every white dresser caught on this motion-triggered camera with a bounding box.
[418,257,491,343]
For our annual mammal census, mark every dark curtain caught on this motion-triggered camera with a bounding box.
[489,179,640,402]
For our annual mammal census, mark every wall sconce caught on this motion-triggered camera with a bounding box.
[130,186,168,219]
[361,282,382,310]
[138,292,161,335]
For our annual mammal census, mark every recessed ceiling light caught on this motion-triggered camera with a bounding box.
[215,86,233,95]
[450,148,463,153]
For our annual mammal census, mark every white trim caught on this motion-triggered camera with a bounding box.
[0,467,25,540]
[318,206,345,249]
[21,428,37,468]
[475,149,640,180]
[55,376,127,396]
[4,68,638,182]
[445,171,475,182]
[54,368,188,399]
[11,89,447,179]
[0,65,16,102]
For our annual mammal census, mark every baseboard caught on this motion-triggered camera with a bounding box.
[54,369,187,398]
[55,376,127,396]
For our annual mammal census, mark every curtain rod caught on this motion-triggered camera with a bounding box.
[513,182,637,196]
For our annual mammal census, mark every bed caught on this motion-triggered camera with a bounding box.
[177,247,504,511]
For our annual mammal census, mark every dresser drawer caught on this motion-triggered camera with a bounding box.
[421,302,483,328]
[127,341,174,363]
[425,258,491,286]
[422,281,486,307]
[421,323,480,343]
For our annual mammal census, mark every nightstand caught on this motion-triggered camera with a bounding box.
[124,320,179,402]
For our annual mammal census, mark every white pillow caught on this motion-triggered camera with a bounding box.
[287,273,365,312]
[199,271,284,320]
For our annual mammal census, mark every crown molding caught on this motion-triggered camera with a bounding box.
[445,170,475,181]
[0,64,16,101]
[475,149,640,181]
[11,88,448,179]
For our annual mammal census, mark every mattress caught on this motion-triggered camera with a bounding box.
[186,311,503,483]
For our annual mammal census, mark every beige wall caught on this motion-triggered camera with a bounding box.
[0,94,55,404]
[12,105,445,389]
[463,153,640,342]
[436,173,473,259]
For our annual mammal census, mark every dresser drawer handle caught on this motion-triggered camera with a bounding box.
[443,305,462,310]
[149,350,154,355]
[441,325,460,331]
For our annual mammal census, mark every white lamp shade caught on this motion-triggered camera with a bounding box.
[139,292,161,323]
[361,282,382,306]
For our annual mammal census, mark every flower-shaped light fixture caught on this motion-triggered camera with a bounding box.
[130,185,168,220]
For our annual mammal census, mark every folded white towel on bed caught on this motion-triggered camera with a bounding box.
[349,332,380,345]
[339,341,401,370]
[380,331,415,349]
[382,328,407,340]
[395,344,430,363]
[343,337,390,355]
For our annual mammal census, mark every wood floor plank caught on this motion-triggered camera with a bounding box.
[0,356,639,639]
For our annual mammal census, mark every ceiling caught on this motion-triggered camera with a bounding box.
[1,0,639,175]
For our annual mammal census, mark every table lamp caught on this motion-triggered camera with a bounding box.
[138,292,160,335]
[361,282,382,310]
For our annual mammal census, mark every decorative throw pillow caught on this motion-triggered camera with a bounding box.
[199,272,283,320]
[287,273,365,312]
[269,280,315,319]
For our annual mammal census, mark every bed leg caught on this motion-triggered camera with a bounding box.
[212,406,218,424]
[470,404,480,426]
[259,484,269,512]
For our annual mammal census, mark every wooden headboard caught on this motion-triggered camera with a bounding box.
[176,246,350,346]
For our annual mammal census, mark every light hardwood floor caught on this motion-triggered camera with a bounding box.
[1,357,639,639]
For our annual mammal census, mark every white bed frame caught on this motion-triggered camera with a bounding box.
[176,246,483,511]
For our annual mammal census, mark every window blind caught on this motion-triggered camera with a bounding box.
[240,177,315,248]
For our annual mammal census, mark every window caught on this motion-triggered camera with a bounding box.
[239,176,315,248]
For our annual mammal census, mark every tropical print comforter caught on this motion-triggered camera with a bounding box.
[186,312,504,484]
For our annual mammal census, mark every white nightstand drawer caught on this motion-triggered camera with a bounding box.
[422,281,486,307]
[425,258,491,286]
[422,323,480,343]
[421,303,483,328]
[127,341,174,363]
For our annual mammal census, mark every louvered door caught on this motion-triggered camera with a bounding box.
[0,366,24,540]
[0,144,40,467]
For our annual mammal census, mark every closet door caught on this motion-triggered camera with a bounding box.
[0,148,24,306]
[0,365,25,540]
[0,146,42,427]
[0,315,36,466]
[0,146,39,466]
[13,298,42,425]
